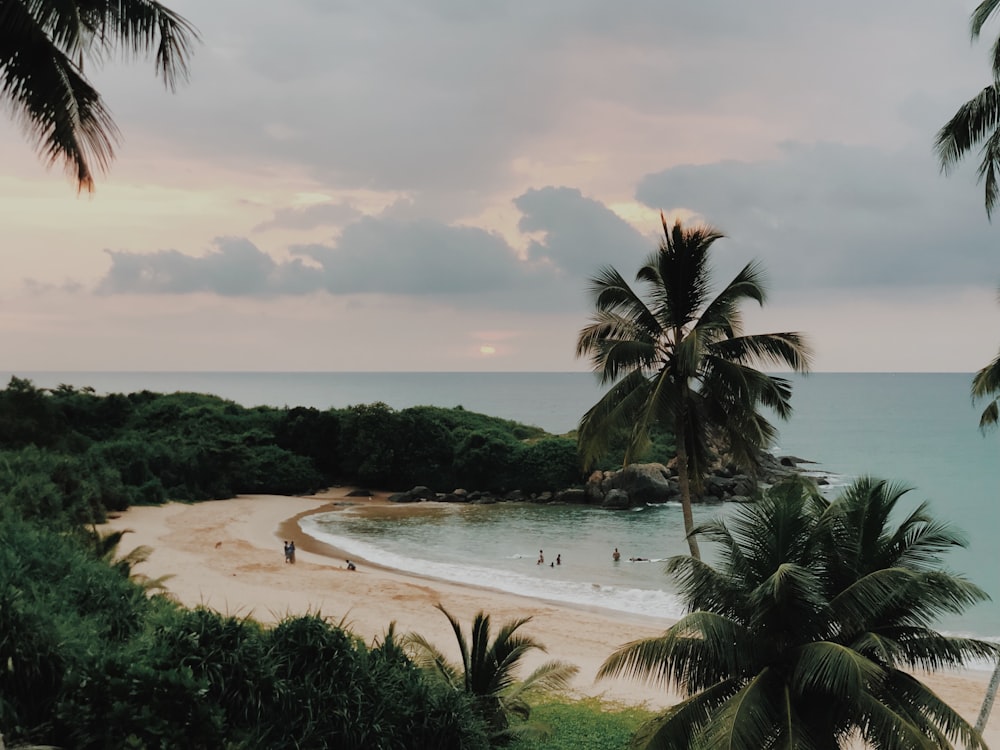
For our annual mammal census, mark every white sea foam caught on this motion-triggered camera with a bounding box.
[299,515,685,621]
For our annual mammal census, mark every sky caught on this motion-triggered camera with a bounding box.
[4,0,1000,373]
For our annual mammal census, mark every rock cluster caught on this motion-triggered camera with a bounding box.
[385,452,818,509]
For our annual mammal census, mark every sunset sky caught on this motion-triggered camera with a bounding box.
[4,0,1000,372]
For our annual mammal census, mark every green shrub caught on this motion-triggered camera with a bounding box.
[506,696,654,750]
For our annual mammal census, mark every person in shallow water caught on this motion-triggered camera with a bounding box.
[537,550,544,565]
[612,547,621,562]
[556,554,561,565]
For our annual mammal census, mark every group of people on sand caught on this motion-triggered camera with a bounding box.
[284,541,358,572]
[536,550,561,567]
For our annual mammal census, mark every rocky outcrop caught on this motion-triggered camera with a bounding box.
[581,453,813,509]
[381,452,815,510]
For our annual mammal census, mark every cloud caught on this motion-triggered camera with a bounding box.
[635,141,998,291]
[253,201,361,231]
[514,187,651,277]
[291,215,535,295]
[97,238,323,297]
[94,216,551,299]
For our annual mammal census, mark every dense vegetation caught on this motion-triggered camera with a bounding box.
[0,376,596,748]
[1,377,990,748]
[0,511,491,748]
[599,477,996,749]
[0,377,586,528]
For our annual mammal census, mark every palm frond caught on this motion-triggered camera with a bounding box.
[503,659,579,703]
[599,611,750,694]
[873,670,989,749]
[709,332,813,374]
[577,369,654,468]
[0,6,118,191]
[699,669,785,750]
[972,349,1000,431]
[695,261,768,338]
[401,632,462,688]
[627,678,739,750]
[790,641,885,699]
[936,82,1000,169]
[971,0,1000,79]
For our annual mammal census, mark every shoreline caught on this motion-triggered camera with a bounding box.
[102,490,1000,737]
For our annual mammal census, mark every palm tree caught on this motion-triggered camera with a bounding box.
[972,349,1000,433]
[971,331,1000,731]
[576,214,811,559]
[0,0,199,191]
[405,604,579,743]
[598,477,995,750]
[935,0,1000,217]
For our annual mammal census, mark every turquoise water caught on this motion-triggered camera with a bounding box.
[7,371,999,641]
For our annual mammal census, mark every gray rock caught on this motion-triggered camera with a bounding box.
[602,488,631,509]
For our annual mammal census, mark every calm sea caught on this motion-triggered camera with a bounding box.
[7,371,999,645]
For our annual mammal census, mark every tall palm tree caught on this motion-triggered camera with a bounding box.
[576,215,811,559]
[971,325,1000,731]
[0,0,199,191]
[936,0,1000,217]
[972,348,1000,433]
[405,604,579,743]
[598,477,995,750]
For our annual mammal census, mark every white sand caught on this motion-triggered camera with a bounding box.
[102,491,1000,742]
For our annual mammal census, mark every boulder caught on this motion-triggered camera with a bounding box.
[602,488,631,510]
[388,492,418,503]
[555,488,587,504]
[609,463,675,504]
[408,485,435,500]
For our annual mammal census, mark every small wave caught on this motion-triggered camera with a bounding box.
[299,516,684,621]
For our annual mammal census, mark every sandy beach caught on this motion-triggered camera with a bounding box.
[103,490,1000,743]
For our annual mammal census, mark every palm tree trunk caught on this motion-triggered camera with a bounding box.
[975,657,1000,738]
[675,417,701,560]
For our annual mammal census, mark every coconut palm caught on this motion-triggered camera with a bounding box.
[0,0,199,191]
[971,331,1000,731]
[576,215,811,559]
[935,0,1000,217]
[598,477,995,750]
[972,348,1000,433]
[405,604,579,743]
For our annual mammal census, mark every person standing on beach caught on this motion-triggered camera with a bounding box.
[288,540,296,564]
[284,541,292,564]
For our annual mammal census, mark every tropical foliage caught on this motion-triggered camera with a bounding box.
[936,0,1000,216]
[0,378,582,528]
[0,512,491,748]
[598,477,995,749]
[405,604,580,744]
[576,215,811,558]
[0,0,199,190]
[972,331,1000,432]
[506,697,655,750]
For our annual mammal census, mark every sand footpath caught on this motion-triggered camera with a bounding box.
[103,490,999,742]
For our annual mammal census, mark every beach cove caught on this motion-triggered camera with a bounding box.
[103,489,1000,744]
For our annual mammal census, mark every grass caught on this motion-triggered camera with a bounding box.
[507,695,655,750]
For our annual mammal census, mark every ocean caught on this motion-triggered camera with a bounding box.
[6,371,1000,645]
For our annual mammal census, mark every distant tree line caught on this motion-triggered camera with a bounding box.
[0,376,586,526]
